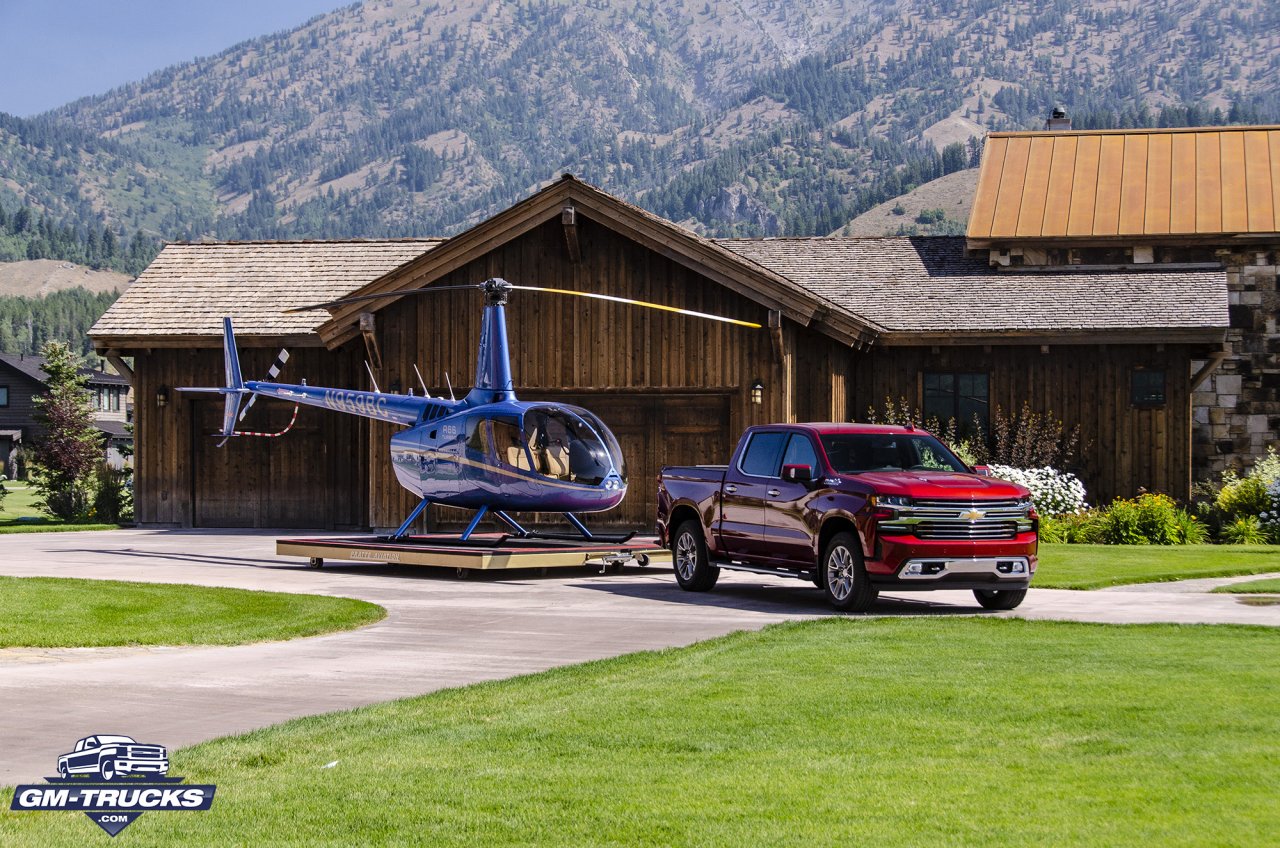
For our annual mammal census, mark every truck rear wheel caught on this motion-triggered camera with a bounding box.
[672,520,719,591]
[973,588,1027,610]
[821,532,877,612]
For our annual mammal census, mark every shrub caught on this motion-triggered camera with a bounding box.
[1260,478,1280,543]
[1133,493,1181,545]
[1099,497,1148,545]
[1173,509,1209,544]
[1216,475,1269,521]
[1050,509,1107,543]
[91,463,133,525]
[987,465,1087,517]
[1221,516,1269,545]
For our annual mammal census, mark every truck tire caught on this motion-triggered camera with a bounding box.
[100,758,117,781]
[973,588,1027,610]
[672,520,719,591]
[821,532,877,612]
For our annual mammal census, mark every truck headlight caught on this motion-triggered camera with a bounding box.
[870,495,912,508]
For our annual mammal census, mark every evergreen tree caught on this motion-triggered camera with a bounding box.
[30,342,103,521]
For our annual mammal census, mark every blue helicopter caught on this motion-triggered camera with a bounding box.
[182,278,759,541]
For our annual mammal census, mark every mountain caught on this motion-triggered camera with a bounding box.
[0,260,129,298]
[2,0,1278,243]
[835,168,977,237]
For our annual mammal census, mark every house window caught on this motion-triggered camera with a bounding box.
[0,386,8,407]
[923,372,989,433]
[1131,369,1166,407]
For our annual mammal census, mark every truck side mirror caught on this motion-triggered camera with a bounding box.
[782,464,813,484]
[972,465,992,476]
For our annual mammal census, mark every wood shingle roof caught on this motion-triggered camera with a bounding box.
[716,236,1228,343]
[967,125,1280,242]
[90,240,441,346]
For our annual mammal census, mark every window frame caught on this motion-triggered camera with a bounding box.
[0,385,8,408]
[922,371,990,434]
[736,431,790,479]
[1130,368,1167,408]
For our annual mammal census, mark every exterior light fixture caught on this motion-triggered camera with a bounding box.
[750,379,764,405]
[156,387,169,408]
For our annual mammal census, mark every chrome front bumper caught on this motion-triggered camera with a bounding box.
[896,556,1031,580]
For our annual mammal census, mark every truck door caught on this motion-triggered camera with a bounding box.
[719,430,787,561]
[762,433,822,566]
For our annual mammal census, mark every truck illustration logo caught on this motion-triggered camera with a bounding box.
[58,734,170,781]
[10,735,215,837]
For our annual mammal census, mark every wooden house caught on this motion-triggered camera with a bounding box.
[966,122,1280,479]
[0,353,132,477]
[91,176,1227,530]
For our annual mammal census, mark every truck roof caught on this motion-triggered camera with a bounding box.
[757,423,934,436]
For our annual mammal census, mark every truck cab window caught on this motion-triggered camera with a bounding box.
[739,431,788,477]
[780,434,819,475]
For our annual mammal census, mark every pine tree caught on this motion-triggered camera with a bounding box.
[31,342,103,521]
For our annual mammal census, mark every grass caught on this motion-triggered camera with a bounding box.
[1034,543,1280,589]
[2,618,1277,846]
[0,484,119,533]
[1213,577,1280,595]
[0,576,385,648]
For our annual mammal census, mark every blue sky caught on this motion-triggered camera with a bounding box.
[0,0,346,116]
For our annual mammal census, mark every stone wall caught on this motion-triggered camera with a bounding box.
[1192,247,1280,482]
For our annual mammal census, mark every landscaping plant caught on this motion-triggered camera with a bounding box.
[987,465,1086,516]
[29,341,103,521]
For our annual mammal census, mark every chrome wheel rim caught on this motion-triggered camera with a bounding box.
[675,533,698,580]
[826,545,854,601]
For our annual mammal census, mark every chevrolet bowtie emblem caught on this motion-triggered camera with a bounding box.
[960,508,985,521]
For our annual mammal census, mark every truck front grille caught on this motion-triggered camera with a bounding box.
[913,521,1019,541]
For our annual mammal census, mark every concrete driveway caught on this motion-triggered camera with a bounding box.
[1,528,1277,786]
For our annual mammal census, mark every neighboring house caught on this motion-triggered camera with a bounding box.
[0,353,133,476]
[965,120,1280,480]
[91,175,1225,531]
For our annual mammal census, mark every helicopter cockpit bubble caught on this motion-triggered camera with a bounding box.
[523,405,625,488]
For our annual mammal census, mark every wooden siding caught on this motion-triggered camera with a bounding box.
[969,126,1280,240]
[132,347,367,528]
[367,214,853,531]
[852,345,1194,502]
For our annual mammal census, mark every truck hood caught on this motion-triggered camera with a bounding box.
[842,470,1028,500]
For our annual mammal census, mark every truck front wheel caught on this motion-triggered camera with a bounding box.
[821,532,878,612]
[973,588,1027,610]
[672,520,719,591]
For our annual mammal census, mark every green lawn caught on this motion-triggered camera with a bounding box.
[2,618,1276,846]
[1035,543,1280,589]
[0,485,118,533]
[1213,577,1280,595]
[0,576,385,648]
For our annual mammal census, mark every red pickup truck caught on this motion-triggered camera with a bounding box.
[656,423,1038,611]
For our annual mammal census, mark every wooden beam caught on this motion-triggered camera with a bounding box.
[1190,347,1230,391]
[359,312,383,372]
[768,310,785,362]
[103,350,135,387]
[562,205,581,263]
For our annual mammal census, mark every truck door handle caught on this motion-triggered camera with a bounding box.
[724,484,738,494]
[767,489,781,497]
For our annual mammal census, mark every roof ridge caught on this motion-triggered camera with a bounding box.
[163,238,445,246]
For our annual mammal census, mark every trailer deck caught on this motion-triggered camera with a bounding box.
[276,533,671,573]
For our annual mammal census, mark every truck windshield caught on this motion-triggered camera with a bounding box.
[819,433,968,474]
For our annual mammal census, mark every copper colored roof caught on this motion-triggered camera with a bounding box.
[967,126,1280,241]
[90,240,440,344]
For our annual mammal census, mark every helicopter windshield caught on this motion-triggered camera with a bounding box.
[523,406,625,486]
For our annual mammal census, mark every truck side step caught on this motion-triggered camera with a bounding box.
[714,561,807,581]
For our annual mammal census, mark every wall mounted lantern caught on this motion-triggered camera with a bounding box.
[156,387,169,408]
[750,378,764,405]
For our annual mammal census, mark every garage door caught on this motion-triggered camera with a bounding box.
[538,393,731,531]
[191,399,332,528]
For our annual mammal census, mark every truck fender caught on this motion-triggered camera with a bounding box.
[816,509,866,563]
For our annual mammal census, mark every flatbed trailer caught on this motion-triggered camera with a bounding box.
[276,533,671,575]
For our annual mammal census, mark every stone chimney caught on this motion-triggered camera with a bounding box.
[1045,106,1072,131]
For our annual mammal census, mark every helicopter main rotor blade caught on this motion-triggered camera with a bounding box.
[508,285,762,328]
[283,284,482,314]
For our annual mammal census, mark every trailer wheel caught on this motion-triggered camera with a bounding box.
[973,588,1027,610]
[821,532,877,612]
[672,520,718,591]
[307,557,324,569]
[456,568,472,580]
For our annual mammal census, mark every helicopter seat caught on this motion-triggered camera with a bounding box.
[544,443,570,479]
[507,445,532,471]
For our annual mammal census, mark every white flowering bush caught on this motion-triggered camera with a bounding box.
[1260,478,1280,542]
[987,465,1087,516]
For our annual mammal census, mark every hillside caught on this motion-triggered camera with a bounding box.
[835,169,978,237]
[1,0,1278,242]
[0,260,129,298]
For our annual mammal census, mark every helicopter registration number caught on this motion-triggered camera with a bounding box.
[323,390,391,418]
